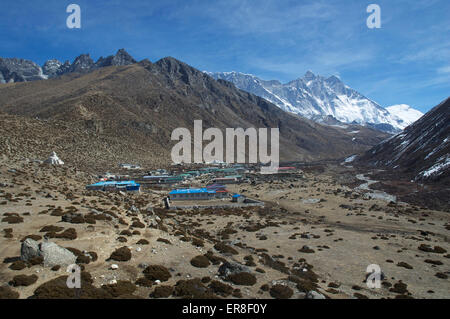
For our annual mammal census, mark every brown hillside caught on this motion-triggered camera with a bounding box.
[0,57,389,170]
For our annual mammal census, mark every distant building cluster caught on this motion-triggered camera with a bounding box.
[84,161,303,210]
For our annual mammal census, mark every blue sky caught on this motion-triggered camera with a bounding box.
[1,0,449,112]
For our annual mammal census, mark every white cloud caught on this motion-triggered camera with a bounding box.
[245,46,376,80]
[399,42,450,63]
[167,0,349,41]
[437,66,450,74]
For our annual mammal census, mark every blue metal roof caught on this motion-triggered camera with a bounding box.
[87,180,139,187]
[169,188,216,195]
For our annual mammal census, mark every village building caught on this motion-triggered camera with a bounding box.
[119,163,141,170]
[162,176,184,184]
[141,175,184,184]
[86,180,140,192]
[232,194,246,203]
[142,175,171,182]
[211,175,242,184]
[169,185,229,201]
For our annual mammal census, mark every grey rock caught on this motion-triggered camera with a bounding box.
[138,262,149,269]
[61,212,83,223]
[20,238,40,261]
[20,239,77,267]
[38,242,77,267]
[129,205,140,213]
[218,262,250,277]
[144,212,160,227]
[306,290,326,299]
[89,209,101,215]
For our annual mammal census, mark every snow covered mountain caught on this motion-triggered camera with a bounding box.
[207,71,423,132]
[386,104,424,127]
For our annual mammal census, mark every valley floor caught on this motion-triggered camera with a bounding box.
[0,160,448,299]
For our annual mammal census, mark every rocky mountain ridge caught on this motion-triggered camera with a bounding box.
[0,49,136,83]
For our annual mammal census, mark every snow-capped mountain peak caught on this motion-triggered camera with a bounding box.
[207,71,423,132]
[386,104,424,128]
[303,70,317,81]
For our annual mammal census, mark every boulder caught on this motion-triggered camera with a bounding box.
[20,239,40,261]
[218,262,250,277]
[39,242,77,267]
[62,212,84,223]
[129,205,139,213]
[20,238,39,261]
[21,239,76,267]
[306,290,326,299]
[144,215,160,228]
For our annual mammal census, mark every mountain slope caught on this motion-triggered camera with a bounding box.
[0,55,389,170]
[208,71,423,132]
[358,97,450,183]
[0,110,166,172]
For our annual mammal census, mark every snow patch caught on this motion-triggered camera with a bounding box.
[417,155,450,179]
[344,155,357,163]
[386,104,424,127]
